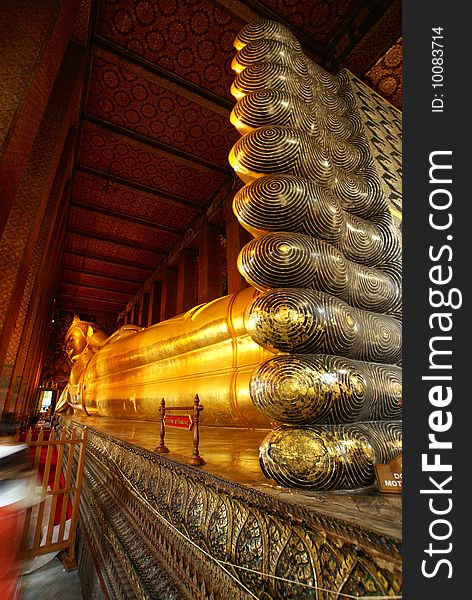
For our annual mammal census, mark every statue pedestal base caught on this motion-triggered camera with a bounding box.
[59,414,402,599]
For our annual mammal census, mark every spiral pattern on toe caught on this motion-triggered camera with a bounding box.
[231,62,313,104]
[229,19,403,491]
[250,355,402,424]
[313,103,356,138]
[233,174,401,275]
[331,169,389,218]
[245,289,402,363]
[233,174,311,235]
[238,232,401,317]
[311,83,347,114]
[231,90,317,136]
[234,19,300,50]
[306,60,341,93]
[259,421,402,490]
[232,40,307,78]
[229,126,333,185]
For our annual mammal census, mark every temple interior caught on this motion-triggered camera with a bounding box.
[1,1,402,598]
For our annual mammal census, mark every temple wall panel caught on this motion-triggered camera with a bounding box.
[4,138,75,414]
[0,0,82,234]
[0,44,84,413]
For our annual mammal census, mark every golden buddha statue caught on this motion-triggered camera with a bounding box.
[57,19,403,492]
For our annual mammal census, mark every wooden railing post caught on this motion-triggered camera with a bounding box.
[21,424,87,571]
[153,395,205,465]
[61,426,87,571]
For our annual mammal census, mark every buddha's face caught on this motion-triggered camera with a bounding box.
[65,325,87,362]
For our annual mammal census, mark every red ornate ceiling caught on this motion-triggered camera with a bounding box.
[255,0,358,46]
[59,0,402,320]
[96,0,244,101]
[78,121,225,202]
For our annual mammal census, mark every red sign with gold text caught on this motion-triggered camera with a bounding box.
[164,414,194,430]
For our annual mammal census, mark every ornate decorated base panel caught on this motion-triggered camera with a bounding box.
[59,415,401,599]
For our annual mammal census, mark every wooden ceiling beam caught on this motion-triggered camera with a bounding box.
[63,248,154,272]
[66,227,166,255]
[75,164,203,210]
[60,280,132,298]
[57,304,120,318]
[61,266,143,284]
[71,200,183,235]
[58,292,125,306]
[83,114,231,175]
[58,296,123,311]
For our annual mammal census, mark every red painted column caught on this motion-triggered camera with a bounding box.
[149,280,162,325]
[139,291,150,327]
[131,303,140,326]
[198,224,223,305]
[225,213,252,295]
[160,267,178,320]
[176,249,198,314]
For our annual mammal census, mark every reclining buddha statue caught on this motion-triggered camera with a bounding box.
[57,19,402,492]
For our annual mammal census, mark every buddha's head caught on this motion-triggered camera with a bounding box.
[64,315,106,362]
[64,316,90,362]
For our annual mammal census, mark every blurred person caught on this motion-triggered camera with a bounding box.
[0,413,35,599]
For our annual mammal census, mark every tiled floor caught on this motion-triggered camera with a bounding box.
[20,556,83,599]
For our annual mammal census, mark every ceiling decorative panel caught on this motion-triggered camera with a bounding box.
[96,0,244,101]
[53,0,402,319]
[60,282,132,303]
[86,55,239,166]
[73,171,200,230]
[72,0,92,46]
[78,121,225,202]
[258,0,358,46]
[68,205,180,251]
[364,37,402,109]
[62,255,153,285]
[64,232,160,266]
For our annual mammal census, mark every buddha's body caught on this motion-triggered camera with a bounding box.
[56,287,276,428]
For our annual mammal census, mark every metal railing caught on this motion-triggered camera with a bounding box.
[155,395,205,465]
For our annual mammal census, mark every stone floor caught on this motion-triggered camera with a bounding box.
[20,556,83,600]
